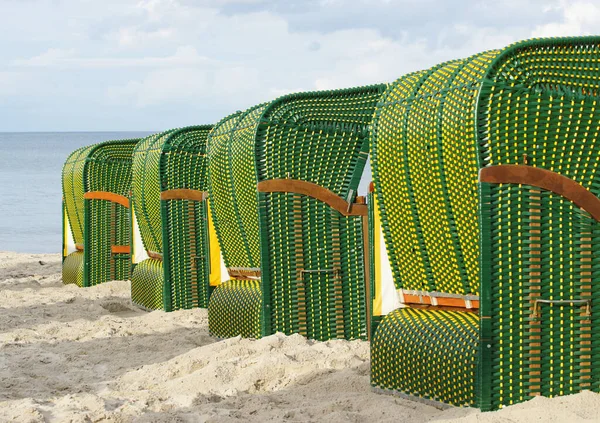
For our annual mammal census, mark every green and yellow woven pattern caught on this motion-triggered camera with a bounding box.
[206,112,244,267]
[85,140,138,286]
[207,107,265,338]
[371,51,499,295]
[256,86,386,340]
[480,184,600,408]
[131,131,171,255]
[62,145,95,285]
[130,258,164,310]
[62,251,84,287]
[63,145,96,246]
[62,139,139,287]
[476,37,600,409]
[209,87,386,340]
[371,308,479,407]
[207,107,265,269]
[130,126,214,311]
[370,36,600,410]
[230,105,268,267]
[207,279,262,338]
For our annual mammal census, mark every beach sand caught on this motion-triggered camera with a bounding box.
[1,251,599,422]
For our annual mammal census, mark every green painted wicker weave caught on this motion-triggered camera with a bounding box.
[256,86,386,340]
[208,85,385,340]
[129,126,220,311]
[62,139,139,287]
[370,36,600,410]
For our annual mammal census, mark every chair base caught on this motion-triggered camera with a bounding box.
[371,307,479,408]
[208,279,262,338]
[131,258,164,310]
[62,251,84,287]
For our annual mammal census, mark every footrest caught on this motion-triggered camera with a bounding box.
[62,251,84,287]
[371,308,479,407]
[131,259,164,310]
[208,279,262,338]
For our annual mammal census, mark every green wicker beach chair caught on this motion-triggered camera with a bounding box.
[369,36,600,410]
[129,126,222,311]
[207,84,386,340]
[62,139,139,287]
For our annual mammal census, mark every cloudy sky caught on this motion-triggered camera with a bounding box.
[1,0,599,131]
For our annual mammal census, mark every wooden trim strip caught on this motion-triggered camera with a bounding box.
[400,289,479,309]
[160,189,208,202]
[257,179,367,216]
[362,213,372,339]
[292,193,308,337]
[228,267,261,279]
[187,201,200,306]
[479,165,600,222]
[111,245,130,254]
[147,250,163,261]
[84,191,130,208]
[402,294,480,309]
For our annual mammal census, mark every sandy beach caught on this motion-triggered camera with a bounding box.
[1,251,599,422]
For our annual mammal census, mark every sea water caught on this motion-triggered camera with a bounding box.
[0,131,372,253]
[0,132,152,253]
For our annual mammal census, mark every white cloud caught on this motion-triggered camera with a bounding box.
[10,48,76,67]
[107,67,210,106]
[268,87,306,98]
[0,72,29,97]
[532,1,600,37]
[109,26,174,48]
[106,64,264,108]
[1,0,599,130]
[137,0,178,22]
[11,46,227,69]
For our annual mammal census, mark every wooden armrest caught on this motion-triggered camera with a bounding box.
[258,179,367,216]
[479,165,600,222]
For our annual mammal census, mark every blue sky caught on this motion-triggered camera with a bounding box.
[1,0,599,131]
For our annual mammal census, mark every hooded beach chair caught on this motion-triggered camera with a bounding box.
[208,84,386,340]
[62,139,139,287]
[129,126,222,311]
[369,36,600,410]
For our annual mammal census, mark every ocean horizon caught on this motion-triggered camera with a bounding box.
[0,130,373,254]
[0,131,154,253]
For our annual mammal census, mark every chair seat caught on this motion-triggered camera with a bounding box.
[62,251,84,287]
[131,258,164,310]
[371,307,479,407]
[208,279,262,338]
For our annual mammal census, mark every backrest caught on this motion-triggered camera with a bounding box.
[132,130,178,255]
[207,105,267,272]
[371,51,500,298]
[62,144,97,250]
